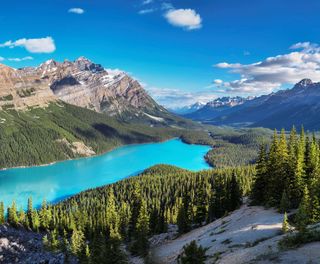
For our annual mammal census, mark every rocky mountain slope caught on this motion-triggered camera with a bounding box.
[0,225,73,264]
[187,79,320,130]
[0,57,176,124]
[151,201,320,264]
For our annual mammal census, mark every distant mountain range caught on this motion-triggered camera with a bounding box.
[0,57,179,125]
[186,79,320,130]
[184,96,252,120]
[170,102,206,115]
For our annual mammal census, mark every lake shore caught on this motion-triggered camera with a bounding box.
[0,136,213,171]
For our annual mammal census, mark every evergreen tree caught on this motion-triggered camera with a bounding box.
[279,190,290,213]
[295,186,311,232]
[179,240,207,264]
[27,197,33,229]
[282,212,289,233]
[70,227,85,256]
[7,200,18,227]
[229,172,242,210]
[106,189,121,240]
[131,199,150,256]
[0,202,4,225]
[251,145,268,204]
[39,199,51,230]
[177,194,192,234]
[194,181,207,226]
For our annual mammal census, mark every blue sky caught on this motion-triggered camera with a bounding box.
[1,0,320,107]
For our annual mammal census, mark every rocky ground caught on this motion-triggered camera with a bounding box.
[0,225,72,264]
[150,201,320,264]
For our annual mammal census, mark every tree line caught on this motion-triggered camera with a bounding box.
[251,127,320,229]
[0,165,254,263]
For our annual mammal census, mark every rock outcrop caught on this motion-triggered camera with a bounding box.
[0,225,76,264]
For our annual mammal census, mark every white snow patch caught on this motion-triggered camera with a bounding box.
[144,113,165,122]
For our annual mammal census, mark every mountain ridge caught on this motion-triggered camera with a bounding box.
[0,57,175,124]
[187,79,320,130]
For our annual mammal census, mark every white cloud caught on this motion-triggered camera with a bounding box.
[147,87,217,108]
[213,42,320,95]
[161,2,174,10]
[0,37,56,53]
[138,8,156,15]
[142,0,153,5]
[164,9,202,30]
[8,56,33,62]
[68,8,85,14]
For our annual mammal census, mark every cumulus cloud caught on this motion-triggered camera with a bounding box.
[164,8,202,30]
[213,42,320,95]
[68,8,85,14]
[8,56,33,62]
[138,8,156,15]
[147,87,217,108]
[0,37,56,53]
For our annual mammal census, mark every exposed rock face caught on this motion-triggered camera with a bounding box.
[0,225,76,264]
[0,64,56,110]
[0,57,168,121]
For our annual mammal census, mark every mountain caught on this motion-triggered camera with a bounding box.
[170,101,206,114]
[187,79,320,130]
[185,96,252,120]
[0,57,178,125]
[0,58,195,168]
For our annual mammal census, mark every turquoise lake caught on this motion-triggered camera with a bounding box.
[0,139,211,210]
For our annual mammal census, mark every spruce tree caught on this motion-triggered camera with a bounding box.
[194,181,207,226]
[70,227,85,256]
[251,145,268,204]
[27,197,33,229]
[177,194,192,234]
[0,202,4,224]
[282,212,289,233]
[295,186,311,232]
[131,199,150,256]
[179,240,207,264]
[279,190,290,213]
[229,172,242,210]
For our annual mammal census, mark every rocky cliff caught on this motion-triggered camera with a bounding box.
[0,57,170,123]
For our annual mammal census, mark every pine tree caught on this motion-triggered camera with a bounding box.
[70,227,85,256]
[295,186,311,232]
[39,199,51,230]
[267,129,281,206]
[177,194,192,234]
[106,189,121,240]
[0,202,4,224]
[85,244,91,264]
[194,181,207,226]
[282,212,289,233]
[179,240,207,264]
[131,199,150,256]
[27,197,33,229]
[7,200,18,227]
[229,172,242,210]
[279,190,290,213]
[128,184,142,240]
[32,210,40,232]
[251,145,268,204]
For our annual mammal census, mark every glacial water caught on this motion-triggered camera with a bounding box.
[0,139,211,210]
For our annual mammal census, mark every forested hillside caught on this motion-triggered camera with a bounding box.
[1,165,255,263]
[0,102,191,169]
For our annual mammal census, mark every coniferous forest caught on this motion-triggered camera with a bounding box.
[1,126,320,262]
[1,165,254,262]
